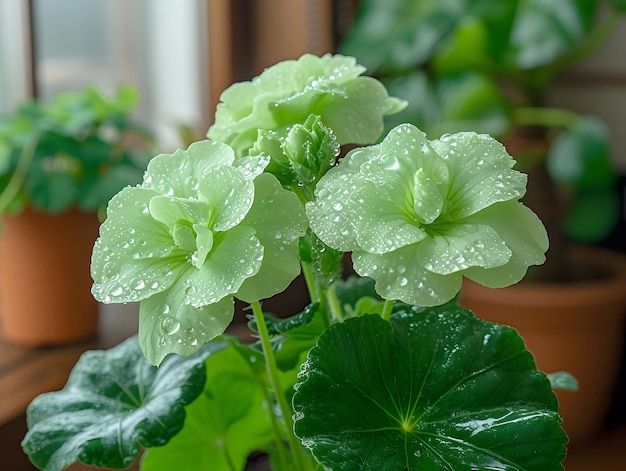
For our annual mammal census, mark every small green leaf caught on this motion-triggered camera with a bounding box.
[141,340,273,471]
[293,304,567,470]
[22,336,226,471]
[547,116,615,189]
[547,372,579,391]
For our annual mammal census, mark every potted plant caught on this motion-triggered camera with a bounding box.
[0,84,153,346]
[17,53,575,471]
[338,0,626,444]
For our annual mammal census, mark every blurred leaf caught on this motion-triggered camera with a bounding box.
[433,1,519,75]
[0,84,152,213]
[435,72,511,137]
[547,371,579,391]
[22,336,226,471]
[339,0,461,73]
[566,187,619,243]
[293,304,567,470]
[547,115,615,188]
[510,0,600,70]
[381,71,510,138]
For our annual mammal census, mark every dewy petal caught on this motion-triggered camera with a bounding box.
[236,173,308,302]
[91,239,186,304]
[91,187,184,304]
[352,184,427,254]
[191,224,213,269]
[184,224,263,307]
[206,53,406,155]
[463,201,549,287]
[377,124,449,189]
[148,196,210,228]
[139,286,234,366]
[430,132,527,219]
[413,168,445,224]
[306,170,363,253]
[312,76,407,145]
[232,154,271,180]
[197,165,254,232]
[352,247,463,307]
[415,224,512,275]
[143,140,236,199]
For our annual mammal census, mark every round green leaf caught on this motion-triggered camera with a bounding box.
[140,341,273,471]
[293,305,567,470]
[22,336,226,471]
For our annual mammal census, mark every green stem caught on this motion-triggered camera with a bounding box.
[301,262,319,303]
[381,299,395,321]
[251,301,306,470]
[326,286,344,322]
[0,140,37,214]
[257,376,290,469]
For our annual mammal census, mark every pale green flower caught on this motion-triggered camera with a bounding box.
[91,140,307,365]
[306,124,548,306]
[206,53,407,156]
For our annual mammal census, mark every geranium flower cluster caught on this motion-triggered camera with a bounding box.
[307,124,548,306]
[91,54,548,365]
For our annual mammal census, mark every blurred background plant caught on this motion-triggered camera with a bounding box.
[339,0,626,280]
[0,84,154,217]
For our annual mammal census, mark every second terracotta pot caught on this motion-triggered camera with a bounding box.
[0,207,100,347]
[460,246,626,446]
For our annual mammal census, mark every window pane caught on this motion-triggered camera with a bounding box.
[29,0,208,146]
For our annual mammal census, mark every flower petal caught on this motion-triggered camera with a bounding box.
[185,225,263,307]
[352,248,463,307]
[139,288,234,365]
[463,201,548,287]
[144,140,236,199]
[91,187,184,303]
[236,173,308,302]
[148,196,210,228]
[352,185,427,254]
[430,132,527,218]
[198,165,254,232]
[415,224,512,275]
[207,54,406,155]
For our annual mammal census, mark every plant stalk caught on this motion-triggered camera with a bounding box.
[251,301,308,471]
[381,299,395,321]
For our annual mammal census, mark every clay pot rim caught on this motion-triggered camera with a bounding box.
[463,245,626,308]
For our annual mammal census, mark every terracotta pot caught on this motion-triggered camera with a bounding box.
[459,246,626,446]
[0,207,100,346]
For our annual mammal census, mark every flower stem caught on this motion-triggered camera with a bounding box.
[326,286,344,322]
[381,299,395,321]
[301,262,319,303]
[251,301,307,470]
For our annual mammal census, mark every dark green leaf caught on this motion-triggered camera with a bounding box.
[293,305,567,470]
[249,303,325,371]
[22,336,226,471]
